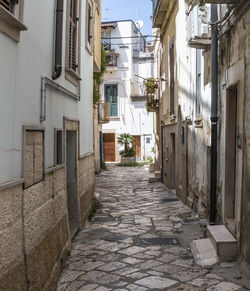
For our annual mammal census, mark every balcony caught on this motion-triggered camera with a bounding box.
[98,101,110,124]
[130,81,147,102]
[152,0,171,29]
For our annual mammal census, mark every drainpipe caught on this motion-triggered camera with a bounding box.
[210,4,218,224]
[53,0,64,80]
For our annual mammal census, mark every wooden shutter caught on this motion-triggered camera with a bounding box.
[68,0,78,72]
[169,38,175,116]
[0,0,12,11]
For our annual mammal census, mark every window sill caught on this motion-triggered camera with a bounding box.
[194,118,203,128]
[65,68,81,86]
[0,6,27,42]
[110,117,120,121]
[170,113,176,121]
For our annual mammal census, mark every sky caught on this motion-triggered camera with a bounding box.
[102,0,153,36]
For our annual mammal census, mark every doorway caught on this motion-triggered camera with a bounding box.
[133,135,141,160]
[66,130,79,237]
[103,133,116,162]
[170,133,176,188]
[225,85,237,233]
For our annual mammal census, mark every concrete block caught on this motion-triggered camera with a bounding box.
[0,219,24,274]
[149,173,161,183]
[24,145,34,187]
[33,145,43,183]
[190,238,219,267]
[24,200,54,254]
[207,225,237,261]
[149,163,155,173]
[34,131,43,145]
[54,168,66,196]
[26,131,35,145]
[53,189,67,223]
[0,185,22,230]
[23,181,50,217]
[155,171,161,178]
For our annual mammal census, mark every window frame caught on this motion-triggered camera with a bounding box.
[104,84,119,118]
[65,0,81,86]
[22,126,45,189]
[0,0,27,42]
[54,128,64,166]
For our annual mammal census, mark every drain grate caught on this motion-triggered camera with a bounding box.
[138,237,179,246]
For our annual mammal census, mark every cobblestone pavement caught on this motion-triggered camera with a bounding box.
[58,166,249,291]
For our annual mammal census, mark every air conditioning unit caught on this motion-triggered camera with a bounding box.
[187,6,211,49]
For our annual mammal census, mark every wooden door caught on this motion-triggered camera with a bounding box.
[133,136,141,159]
[104,133,116,162]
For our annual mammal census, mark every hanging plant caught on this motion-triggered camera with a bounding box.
[146,97,159,112]
[144,78,159,95]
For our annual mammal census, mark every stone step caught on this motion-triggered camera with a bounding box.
[149,173,161,183]
[155,171,161,178]
[207,225,237,261]
[190,238,219,267]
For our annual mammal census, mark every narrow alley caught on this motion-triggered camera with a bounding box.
[57,166,249,291]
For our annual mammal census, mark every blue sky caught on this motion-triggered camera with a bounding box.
[102,0,153,35]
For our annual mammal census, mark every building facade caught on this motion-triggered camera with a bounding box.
[101,20,155,163]
[153,0,250,263]
[0,0,98,289]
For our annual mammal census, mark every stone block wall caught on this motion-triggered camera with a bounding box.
[0,168,71,291]
[78,153,95,225]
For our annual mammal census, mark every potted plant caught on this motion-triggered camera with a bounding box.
[146,97,159,112]
[144,78,159,95]
[118,133,136,165]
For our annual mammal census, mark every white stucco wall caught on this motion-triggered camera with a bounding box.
[0,0,93,184]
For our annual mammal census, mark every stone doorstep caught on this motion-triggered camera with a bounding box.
[149,173,161,183]
[190,238,219,267]
[154,171,161,178]
[207,225,237,261]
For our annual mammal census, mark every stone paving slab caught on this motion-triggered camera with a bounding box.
[57,166,247,290]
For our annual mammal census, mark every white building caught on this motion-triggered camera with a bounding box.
[101,20,155,162]
[0,0,98,289]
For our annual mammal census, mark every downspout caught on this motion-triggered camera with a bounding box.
[53,0,64,80]
[210,4,218,224]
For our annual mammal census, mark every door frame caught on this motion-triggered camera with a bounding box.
[223,59,244,241]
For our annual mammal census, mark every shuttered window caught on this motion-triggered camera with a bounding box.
[0,0,12,12]
[68,0,79,72]
[169,37,175,116]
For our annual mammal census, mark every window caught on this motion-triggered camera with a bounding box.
[196,49,202,117]
[24,130,44,188]
[146,137,151,144]
[85,0,93,54]
[54,129,63,165]
[0,0,26,42]
[169,37,175,117]
[105,84,118,117]
[66,0,81,85]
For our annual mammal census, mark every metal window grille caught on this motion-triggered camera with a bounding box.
[169,37,175,116]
